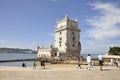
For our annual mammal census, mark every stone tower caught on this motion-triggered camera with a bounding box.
[55,15,81,58]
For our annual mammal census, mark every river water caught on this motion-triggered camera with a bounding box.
[0,53,37,67]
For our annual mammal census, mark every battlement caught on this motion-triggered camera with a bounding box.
[57,15,78,23]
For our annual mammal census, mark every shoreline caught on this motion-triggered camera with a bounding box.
[0,58,35,63]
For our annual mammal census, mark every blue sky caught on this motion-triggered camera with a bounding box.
[0,0,120,54]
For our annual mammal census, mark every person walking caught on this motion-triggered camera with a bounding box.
[33,61,36,69]
[98,54,104,71]
[77,57,82,69]
[86,54,91,71]
[41,60,45,69]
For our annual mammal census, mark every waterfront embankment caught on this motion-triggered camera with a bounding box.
[0,58,36,63]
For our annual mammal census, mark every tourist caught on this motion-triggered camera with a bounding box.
[77,57,82,69]
[117,60,120,67]
[115,59,120,67]
[22,63,26,67]
[91,60,94,67]
[98,54,104,71]
[33,61,36,69]
[110,59,113,66]
[86,54,91,70]
[41,61,45,69]
[115,59,118,67]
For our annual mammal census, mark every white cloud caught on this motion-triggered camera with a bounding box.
[87,2,120,40]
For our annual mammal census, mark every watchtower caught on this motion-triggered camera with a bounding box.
[55,15,81,58]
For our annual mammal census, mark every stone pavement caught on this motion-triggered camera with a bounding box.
[0,64,120,80]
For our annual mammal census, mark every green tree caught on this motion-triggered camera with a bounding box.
[108,47,120,55]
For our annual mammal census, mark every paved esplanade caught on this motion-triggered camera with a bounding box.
[0,64,120,80]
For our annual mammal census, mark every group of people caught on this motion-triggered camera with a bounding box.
[23,54,119,71]
[77,54,104,71]
[109,59,120,67]
[33,60,46,69]
[86,54,104,71]
[114,59,120,67]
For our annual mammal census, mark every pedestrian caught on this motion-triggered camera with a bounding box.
[98,54,104,71]
[77,57,82,69]
[33,61,36,69]
[117,60,120,67]
[86,54,92,71]
[91,60,94,67]
[110,59,113,66]
[41,60,45,69]
[115,59,120,67]
[22,63,26,67]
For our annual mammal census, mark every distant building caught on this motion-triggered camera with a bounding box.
[37,44,58,58]
[37,15,81,59]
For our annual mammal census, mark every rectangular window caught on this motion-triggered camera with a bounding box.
[72,44,74,47]
[60,32,62,35]
[72,32,74,34]
[59,37,62,40]
[59,43,61,47]
[72,37,75,40]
